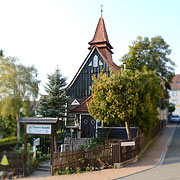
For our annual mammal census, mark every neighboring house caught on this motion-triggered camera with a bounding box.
[169,74,180,116]
[66,15,120,138]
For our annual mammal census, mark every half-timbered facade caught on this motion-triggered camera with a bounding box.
[67,16,120,138]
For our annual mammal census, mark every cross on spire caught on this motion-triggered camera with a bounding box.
[101,4,103,17]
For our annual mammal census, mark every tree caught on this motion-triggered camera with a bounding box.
[38,68,68,118]
[38,68,68,152]
[0,49,3,57]
[120,36,175,83]
[0,56,39,140]
[87,68,164,140]
[168,103,175,118]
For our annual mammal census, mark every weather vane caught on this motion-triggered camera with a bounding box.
[101,4,103,17]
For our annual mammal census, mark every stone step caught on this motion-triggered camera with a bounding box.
[36,167,50,171]
[37,160,51,171]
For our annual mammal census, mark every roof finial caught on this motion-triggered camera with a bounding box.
[101,4,103,17]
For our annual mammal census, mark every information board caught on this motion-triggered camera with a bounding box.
[26,124,51,135]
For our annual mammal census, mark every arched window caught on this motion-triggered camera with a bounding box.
[93,55,98,67]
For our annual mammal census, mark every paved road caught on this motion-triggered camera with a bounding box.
[116,124,180,180]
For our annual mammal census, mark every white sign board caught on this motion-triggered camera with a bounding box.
[121,141,135,147]
[34,138,40,146]
[26,124,51,135]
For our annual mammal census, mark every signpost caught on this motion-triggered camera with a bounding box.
[21,117,58,176]
[121,141,135,147]
[27,124,51,135]
[33,138,40,159]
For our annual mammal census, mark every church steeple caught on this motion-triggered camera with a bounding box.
[88,17,113,54]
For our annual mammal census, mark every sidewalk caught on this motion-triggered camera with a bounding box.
[22,124,176,180]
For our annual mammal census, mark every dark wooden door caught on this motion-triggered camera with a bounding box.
[81,115,96,138]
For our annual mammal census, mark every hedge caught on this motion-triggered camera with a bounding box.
[0,136,21,152]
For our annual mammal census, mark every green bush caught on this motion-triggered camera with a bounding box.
[0,136,17,144]
[0,136,21,152]
[86,165,91,172]
[80,138,105,149]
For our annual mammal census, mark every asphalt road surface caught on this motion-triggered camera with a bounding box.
[116,124,180,180]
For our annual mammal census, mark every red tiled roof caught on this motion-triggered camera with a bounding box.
[88,17,119,73]
[88,17,113,52]
[97,47,120,73]
[89,17,110,45]
[170,74,180,90]
[71,96,92,113]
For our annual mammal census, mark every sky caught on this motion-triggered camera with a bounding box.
[0,0,180,94]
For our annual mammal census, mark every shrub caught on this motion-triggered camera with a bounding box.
[0,136,21,152]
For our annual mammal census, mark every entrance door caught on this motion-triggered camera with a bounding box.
[81,115,96,138]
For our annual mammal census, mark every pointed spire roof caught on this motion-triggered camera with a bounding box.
[88,17,113,53]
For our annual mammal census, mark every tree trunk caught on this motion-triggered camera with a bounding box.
[16,114,20,142]
[125,120,132,140]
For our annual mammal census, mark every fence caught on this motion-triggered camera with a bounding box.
[52,133,146,174]
[53,144,113,173]
[108,133,145,163]
[52,120,166,174]
[0,152,23,175]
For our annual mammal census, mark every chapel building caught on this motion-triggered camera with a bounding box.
[66,16,120,138]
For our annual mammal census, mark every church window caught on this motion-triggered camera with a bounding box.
[93,55,98,67]
[88,61,92,66]
[99,60,103,66]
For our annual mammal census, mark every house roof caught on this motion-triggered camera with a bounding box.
[170,74,180,90]
[20,117,59,124]
[70,96,92,113]
[89,17,112,46]
[88,17,113,53]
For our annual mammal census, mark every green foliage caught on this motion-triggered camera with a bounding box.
[0,115,17,137]
[0,56,40,140]
[35,147,50,162]
[38,67,68,118]
[0,116,17,137]
[0,49,3,57]
[13,143,33,156]
[79,139,104,149]
[168,103,175,113]
[0,136,21,152]
[120,36,175,83]
[87,68,164,138]
[85,164,91,172]
[0,136,17,144]
[76,167,81,173]
[56,167,73,175]
[92,138,105,145]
